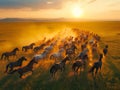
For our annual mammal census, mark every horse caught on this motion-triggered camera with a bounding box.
[72,60,84,75]
[1,48,19,60]
[89,54,103,77]
[44,44,53,52]
[103,45,108,56]
[22,43,35,52]
[34,50,49,61]
[5,56,27,73]
[66,48,75,58]
[81,42,88,51]
[65,43,77,57]
[8,58,38,78]
[50,56,70,78]
[92,41,98,53]
[71,44,77,53]
[94,34,101,41]
[33,43,45,52]
[76,48,89,60]
[50,49,64,61]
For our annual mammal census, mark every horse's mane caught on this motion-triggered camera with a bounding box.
[12,48,18,52]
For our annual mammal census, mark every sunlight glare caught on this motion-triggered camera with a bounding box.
[72,5,83,18]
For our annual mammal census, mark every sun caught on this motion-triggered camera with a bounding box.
[72,5,83,18]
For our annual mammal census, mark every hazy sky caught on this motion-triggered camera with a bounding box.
[0,0,120,20]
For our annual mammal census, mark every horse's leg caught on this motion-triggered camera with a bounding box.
[51,73,53,79]
[98,66,102,75]
[60,67,62,72]
[7,56,9,61]
[78,66,81,75]
[74,67,76,75]
[19,74,23,78]
[76,66,79,75]
[62,66,64,72]
[53,72,56,79]
[5,64,9,73]
[4,56,6,60]
[14,54,17,59]
[30,70,33,75]
[25,48,27,52]
[95,68,98,77]
[9,67,13,72]
[100,66,102,71]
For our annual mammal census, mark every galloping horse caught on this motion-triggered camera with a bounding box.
[75,49,89,69]
[34,50,49,61]
[89,54,103,77]
[33,43,45,52]
[50,56,70,78]
[22,43,35,52]
[76,49,89,60]
[65,44,77,58]
[103,45,108,56]
[50,48,64,61]
[72,60,84,74]
[9,58,38,78]
[1,48,19,60]
[5,56,27,73]
[44,44,53,51]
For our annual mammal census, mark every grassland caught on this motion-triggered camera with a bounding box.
[0,21,120,90]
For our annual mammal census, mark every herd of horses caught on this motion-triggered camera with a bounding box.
[1,29,108,79]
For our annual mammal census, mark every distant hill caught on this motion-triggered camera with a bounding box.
[0,18,119,22]
[0,18,88,22]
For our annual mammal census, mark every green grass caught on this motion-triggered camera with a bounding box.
[0,21,120,90]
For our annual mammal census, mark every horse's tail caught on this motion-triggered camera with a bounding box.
[89,66,95,73]
[4,64,10,73]
[1,53,5,59]
[8,69,18,74]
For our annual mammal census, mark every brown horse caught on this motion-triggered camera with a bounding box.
[89,54,103,77]
[22,43,35,52]
[103,45,108,56]
[50,56,70,78]
[8,58,38,78]
[1,48,19,60]
[5,56,27,73]
[72,60,84,75]
[33,43,45,52]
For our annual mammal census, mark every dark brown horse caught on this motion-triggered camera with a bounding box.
[103,45,108,56]
[9,58,38,78]
[89,54,103,77]
[5,56,27,73]
[33,43,45,52]
[22,43,35,52]
[1,48,19,60]
[72,60,84,75]
[50,56,70,78]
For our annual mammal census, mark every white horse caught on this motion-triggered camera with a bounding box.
[76,48,89,60]
[89,38,94,44]
[44,43,55,52]
[34,50,49,61]
[50,48,64,61]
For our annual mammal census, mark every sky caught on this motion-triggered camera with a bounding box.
[0,0,120,20]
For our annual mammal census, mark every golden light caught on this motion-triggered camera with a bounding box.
[72,5,83,18]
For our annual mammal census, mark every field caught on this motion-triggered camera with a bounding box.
[0,21,120,90]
